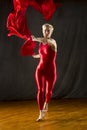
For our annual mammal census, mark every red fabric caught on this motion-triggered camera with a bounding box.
[28,0,62,20]
[7,0,30,40]
[35,43,57,110]
[13,0,29,10]
[7,0,62,56]
[7,0,36,55]
[20,38,36,56]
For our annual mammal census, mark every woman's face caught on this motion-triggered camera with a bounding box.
[42,26,52,38]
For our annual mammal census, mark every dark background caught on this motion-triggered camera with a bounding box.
[0,0,87,100]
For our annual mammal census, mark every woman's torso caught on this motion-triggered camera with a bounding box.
[38,43,56,71]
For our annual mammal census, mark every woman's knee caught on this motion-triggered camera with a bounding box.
[37,87,44,96]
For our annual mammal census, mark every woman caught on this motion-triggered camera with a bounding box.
[32,23,57,121]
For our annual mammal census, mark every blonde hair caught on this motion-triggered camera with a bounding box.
[42,23,54,32]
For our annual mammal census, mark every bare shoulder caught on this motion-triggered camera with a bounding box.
[51,39,57,46]
[48,38,57,52]
[49,38,57,47]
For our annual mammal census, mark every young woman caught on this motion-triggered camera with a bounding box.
[32,23,57,121]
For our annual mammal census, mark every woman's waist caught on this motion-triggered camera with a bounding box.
[38,61,56,69]
[39,60,55,66]
[40,57,55,63]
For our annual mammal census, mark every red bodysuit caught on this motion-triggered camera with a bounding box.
[35,43,57,110]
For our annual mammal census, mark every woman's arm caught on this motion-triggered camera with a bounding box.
[32,35,43,43]
[32,54,40,58]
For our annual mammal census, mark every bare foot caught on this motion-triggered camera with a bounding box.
[43,102,48,112]
[36,111,44,122]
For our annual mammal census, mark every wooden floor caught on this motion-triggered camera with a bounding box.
[0,99,87,130]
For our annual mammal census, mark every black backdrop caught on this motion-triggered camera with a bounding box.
[0,0,87,100]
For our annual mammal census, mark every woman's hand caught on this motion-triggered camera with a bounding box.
[32,54,40,58]
[31,35,36,41]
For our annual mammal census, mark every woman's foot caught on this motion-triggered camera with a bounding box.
[36,110,44,122]
[43,102,48,112]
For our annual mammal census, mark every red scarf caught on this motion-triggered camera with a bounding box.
[7,0,62,56]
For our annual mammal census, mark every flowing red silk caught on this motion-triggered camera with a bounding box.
[7,0,62,56]
[20,38,36,56]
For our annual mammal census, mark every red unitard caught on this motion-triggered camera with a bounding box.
[35,43,57,110]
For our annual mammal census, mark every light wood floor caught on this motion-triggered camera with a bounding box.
[0,99,87,130]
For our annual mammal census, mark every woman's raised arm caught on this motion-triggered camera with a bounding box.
[31,35,43,43]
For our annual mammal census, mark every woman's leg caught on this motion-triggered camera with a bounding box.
[35,69,45,121]
[35,70,45,110]
[43,76,56,111]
